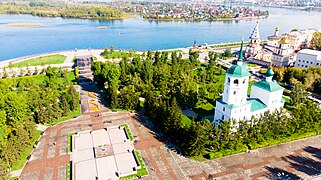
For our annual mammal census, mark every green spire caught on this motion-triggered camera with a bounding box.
[266,68,274,77]
[238,41,244,61]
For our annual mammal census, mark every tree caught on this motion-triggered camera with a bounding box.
[163,97,182,136]
[61,95,70,116]
[290,83,308,106]
[310,32,321,51]
[223,48,232,58]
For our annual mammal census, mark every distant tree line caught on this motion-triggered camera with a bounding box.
[0,2,123,20]
[0,67,79,177]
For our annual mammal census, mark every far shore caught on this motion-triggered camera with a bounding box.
[6,23,45,27]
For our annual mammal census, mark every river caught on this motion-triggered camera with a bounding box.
[0,6,320,61]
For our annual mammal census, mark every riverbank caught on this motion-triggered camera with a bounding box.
[6,23,45,27]
[144,15,268,22]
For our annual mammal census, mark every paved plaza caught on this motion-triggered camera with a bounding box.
[71,127,140,180]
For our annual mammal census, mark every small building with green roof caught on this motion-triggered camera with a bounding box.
[214,40,285,124]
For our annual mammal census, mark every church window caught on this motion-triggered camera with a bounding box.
[228,77,230,84]
[311,62,313,64]
[233,91,236,95]
[223,107,225,111]
[307,61,309,63]
[222,115,224,120]
[234,79,239,85]
[299,59,301,62]
[243,79,246,84]
[317,63,319,66]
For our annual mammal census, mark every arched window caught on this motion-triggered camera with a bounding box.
[228,77,230,84]
[223,107,225,111]
[233,91,236,95]
[234,79,239,85]
[222,115,224,120]
[243,79,246,84]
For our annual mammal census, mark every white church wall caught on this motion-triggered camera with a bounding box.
[222,75,249,105]
[250,86,271,105]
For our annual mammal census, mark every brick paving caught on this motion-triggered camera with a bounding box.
[19,80,321,180]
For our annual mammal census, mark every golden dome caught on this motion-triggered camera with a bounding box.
[279,37,290,44]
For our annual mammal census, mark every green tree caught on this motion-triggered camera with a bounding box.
[310,32,321,51]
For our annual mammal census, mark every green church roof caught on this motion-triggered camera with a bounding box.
[226,40,250,77]
[217,98,267,112]
[266,68,274,77]
[226,64,250,77]
[252,80,284,92]
[247,98,267,112]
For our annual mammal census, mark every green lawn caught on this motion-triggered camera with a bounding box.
[67,163,71,180]
[182,114,192,126]
[11,130,42,171]
[121,124,134,141]
[47,105,81,126]
[11,54,66,67]
[245,62,258,67]
[102,51,140,59]
[68,132,77,153]
[120,151,148,179]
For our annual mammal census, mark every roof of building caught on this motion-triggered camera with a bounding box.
[268,35,281,40]
[217,98,238,109]
[252,80,284,92]
[298,49,321,56]
[226,41,250,77]
[217,98,267,112]
[279,37,290,44]
[227,64,250,77]
[247,98,267,112]
[249,21,260,39]
[266,68,274,77]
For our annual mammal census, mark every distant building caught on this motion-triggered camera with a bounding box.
[245,21,262,58]
[214,41,285,124]
[265,27,281,52]
[294,49,321,69]
[271,37,295,67]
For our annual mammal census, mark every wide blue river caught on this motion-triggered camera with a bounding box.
[0,6,321,61]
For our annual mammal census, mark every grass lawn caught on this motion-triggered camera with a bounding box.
[47,105,81,126]
[11,130,42,171]
[67,163,71,180]
[182,114,192,126]
[101,51,140,59]
[245,62,258,67]
[68,132,77,153]
[121,124,134,141]
[120,151,148,179]
[11,54,66,67]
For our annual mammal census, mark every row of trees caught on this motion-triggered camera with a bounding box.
[273,66,321,94]
[91,50,225,111]
[0,2,123,20]
[0,67,79,177]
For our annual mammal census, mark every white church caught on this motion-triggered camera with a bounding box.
[214,42,285,124]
